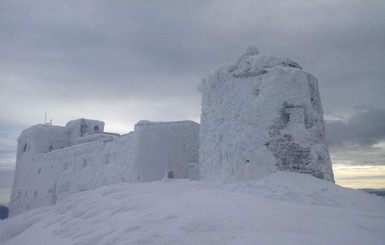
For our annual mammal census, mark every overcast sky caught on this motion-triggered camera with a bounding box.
[1,0,384,204]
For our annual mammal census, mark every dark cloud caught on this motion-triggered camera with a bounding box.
[1,1,383,103]
[326,107,385,148]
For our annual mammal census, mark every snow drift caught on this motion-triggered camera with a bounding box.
[0,172,384,245]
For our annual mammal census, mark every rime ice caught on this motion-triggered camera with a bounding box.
[199,47,334,183]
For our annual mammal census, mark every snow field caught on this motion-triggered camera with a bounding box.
[1,172,384,245]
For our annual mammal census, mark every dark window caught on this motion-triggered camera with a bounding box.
[168,171,174,179]
[23,144,28,152]
[94,125,99,131]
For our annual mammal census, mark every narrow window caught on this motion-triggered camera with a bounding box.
[168,171,174,179]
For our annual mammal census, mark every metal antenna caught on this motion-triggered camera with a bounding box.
[45,112,47,124]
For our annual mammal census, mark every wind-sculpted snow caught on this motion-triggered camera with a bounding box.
[199,46,334,183]
[1,172,384,245]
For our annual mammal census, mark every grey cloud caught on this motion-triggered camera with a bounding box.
[1,1,384,99]
[0,168,14,205]
[0,169,14,187]
[0,123,18,170]
[326,107,385,147]
[329,144,385,166]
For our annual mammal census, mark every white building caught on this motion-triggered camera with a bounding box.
[10,119,199,216]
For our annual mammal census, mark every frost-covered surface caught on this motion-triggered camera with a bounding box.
[10,119,199,216]
[1,172,384,245]
[199,46,334,183]
[66,119,105,145]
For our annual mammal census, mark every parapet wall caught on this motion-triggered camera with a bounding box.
[9,120,199,216]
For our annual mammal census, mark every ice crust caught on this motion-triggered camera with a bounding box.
[9,119,199,216]
[199,47,334,183]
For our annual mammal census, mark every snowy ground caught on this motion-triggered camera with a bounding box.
[0,172,384,245]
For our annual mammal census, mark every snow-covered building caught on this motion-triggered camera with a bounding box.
[199,46,334,183]
[9,46,335,216]
[9,119,199,216]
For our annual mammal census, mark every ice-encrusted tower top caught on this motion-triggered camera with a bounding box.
[199,46,334,183]
[244,45,259,56]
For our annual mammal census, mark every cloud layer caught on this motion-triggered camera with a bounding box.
[326,107,385,148]
[1,0,384,130]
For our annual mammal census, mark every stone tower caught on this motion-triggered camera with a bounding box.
[199,46,334,183]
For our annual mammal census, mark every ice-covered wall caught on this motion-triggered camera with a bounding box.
[66,118,105,145]
[133,121,200,182]
[9,119,199,216]
[199,46,334,183]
